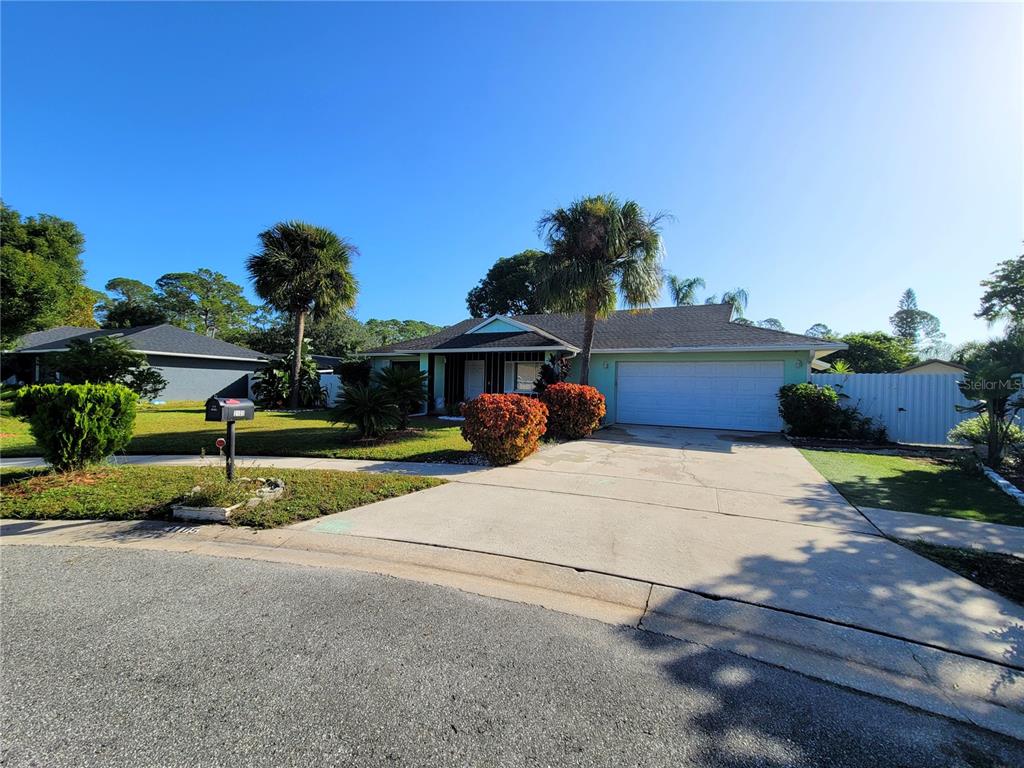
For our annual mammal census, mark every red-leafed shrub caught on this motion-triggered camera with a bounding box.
[540,383,606,439]
[460,394,548,465]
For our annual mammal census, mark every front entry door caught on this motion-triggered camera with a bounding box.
[464,360,485,401]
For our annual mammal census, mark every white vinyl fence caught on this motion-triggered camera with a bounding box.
[320,374,342,406]
[811,373,973,445]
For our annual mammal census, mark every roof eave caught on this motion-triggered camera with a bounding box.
[362,344,578,356]
[14,347,268,363]
[594,343,848,354]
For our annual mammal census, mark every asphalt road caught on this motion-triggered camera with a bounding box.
[1,545,1020,767]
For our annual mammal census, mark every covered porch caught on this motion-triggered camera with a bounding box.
[365,316,581,415]
[426,351,552,414]
[370,349,569,415]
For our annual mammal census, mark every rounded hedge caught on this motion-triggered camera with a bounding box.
[777,383,840,437]
[539,383,606,439]
[12,383,137,471]
[460,394,547,465]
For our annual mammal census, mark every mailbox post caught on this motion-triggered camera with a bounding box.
[205,397,255,481]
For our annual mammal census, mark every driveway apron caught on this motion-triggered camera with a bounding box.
[298,425,1024,667]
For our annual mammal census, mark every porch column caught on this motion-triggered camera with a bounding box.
[427,354,435,414]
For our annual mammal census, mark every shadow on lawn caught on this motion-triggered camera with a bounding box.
[123,425,470,463]
[831,468,1023,526]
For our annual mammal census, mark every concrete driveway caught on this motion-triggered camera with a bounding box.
[298,425,1024,668]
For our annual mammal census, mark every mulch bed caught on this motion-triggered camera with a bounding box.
[786,435,969,459]
[898,539,1024,607]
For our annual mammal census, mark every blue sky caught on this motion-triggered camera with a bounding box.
[2,2,1020,345]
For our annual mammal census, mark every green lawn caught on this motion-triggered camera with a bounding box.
[0,465,444,528]
[800,449,1024,527]
[0,401,472,463]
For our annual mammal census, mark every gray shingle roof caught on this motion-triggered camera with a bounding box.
[12,326,98,349]
[13,324,267,361]
[365,305,844,354]
[433,331,563,350]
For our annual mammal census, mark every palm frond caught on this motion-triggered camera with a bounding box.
[247,221,359,318]
[667,275,705,306]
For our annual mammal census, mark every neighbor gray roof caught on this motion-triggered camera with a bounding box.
[13,324,267,361]
[364,305,846,354]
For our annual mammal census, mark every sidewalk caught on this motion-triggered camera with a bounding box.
[1,454,488,479]
[860,506,1024,558]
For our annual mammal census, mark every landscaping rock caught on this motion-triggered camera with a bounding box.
[172,478,286,523]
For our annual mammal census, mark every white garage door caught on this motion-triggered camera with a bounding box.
[616,361,785,431]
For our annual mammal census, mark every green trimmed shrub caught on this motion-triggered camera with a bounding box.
[540,383,606,439]
[11,383,137,470]
[777,383,887,442]
[777,383,841,437]
[460,394,548,465]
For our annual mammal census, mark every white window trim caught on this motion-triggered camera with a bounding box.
[512,361,542,393]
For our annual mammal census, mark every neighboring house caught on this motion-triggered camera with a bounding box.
[363,305,846,431]
[311,355,342,374]
[7,324,270,401]
[898,359,969,375]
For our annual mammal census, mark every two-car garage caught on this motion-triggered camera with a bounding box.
[615,360,786,432]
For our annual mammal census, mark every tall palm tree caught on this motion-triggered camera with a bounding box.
[536,195,666,385]
[705,288,749,317]
[247,221,358,408]
[667,275,705,306]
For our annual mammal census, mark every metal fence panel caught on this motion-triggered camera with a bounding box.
[811,373,973,445]
[320,374,343,406]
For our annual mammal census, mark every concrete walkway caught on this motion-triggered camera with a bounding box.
[2,453,486,478]
[859,506,1024,558]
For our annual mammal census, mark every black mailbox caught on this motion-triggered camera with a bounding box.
[205,397,255,422]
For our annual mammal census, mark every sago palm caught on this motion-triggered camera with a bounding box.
[373,366,427,428]
[247,221,358,408]
[331,384,401,439]
[536,195,666,384]
[667,275,705,306]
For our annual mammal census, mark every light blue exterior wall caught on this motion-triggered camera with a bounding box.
[467,318,523,333]
[371,355,417,372]
[566,351,812,425]
[371,349,813,425]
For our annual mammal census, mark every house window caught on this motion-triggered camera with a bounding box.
[514,362,541,393]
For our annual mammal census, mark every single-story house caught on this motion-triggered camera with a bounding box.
[898,359,969,375]
[6,324,270,401]
[312,355,343,374]
[363,305,846,432]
